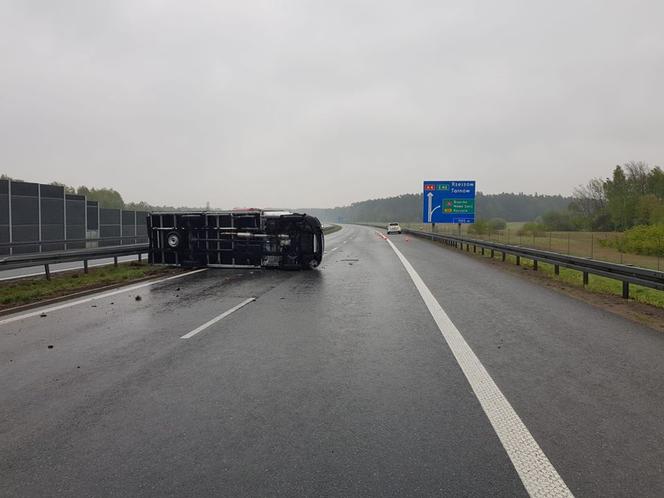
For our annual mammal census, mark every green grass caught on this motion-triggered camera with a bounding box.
[323,224,342,235]
[475,251,664,308]
[0,262,171,308]
[401,222,663,271]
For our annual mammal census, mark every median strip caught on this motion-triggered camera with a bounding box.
[0,268,207,326]
[180,298,256,339]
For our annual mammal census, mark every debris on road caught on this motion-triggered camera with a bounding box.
[135,295,142,301]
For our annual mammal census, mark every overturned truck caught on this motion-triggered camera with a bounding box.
[147,211,324,270]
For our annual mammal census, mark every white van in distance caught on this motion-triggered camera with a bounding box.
[386,222,402,234]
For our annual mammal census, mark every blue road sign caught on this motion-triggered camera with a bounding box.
[423,180,476,224]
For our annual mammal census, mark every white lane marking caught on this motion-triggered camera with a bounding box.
[0,269,208,327]
[0,256,146,282]
[326,247,339,253]
[384,238,572,498]
[181,297,256,339]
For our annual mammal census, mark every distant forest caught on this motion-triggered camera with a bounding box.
[6,161,662,231]
[0,173,572,221]
[303,192,572,224]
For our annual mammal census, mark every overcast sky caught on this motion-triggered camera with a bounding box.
[1,1,663,208]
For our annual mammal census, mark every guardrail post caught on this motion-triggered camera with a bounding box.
[83,260,88,274]
[44,264,50,280]
[402,227,663,300]
[138,253,142,262]
[113,256,118,267]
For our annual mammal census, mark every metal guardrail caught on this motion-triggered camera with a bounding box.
[360,223,664,298]
[0,244,148,279]
[401,227,664,298]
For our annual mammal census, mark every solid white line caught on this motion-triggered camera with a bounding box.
[181,297,256,339]
[0,269,208,327]
[383,238,572,498]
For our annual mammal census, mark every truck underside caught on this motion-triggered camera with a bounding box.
[147,211,324,270]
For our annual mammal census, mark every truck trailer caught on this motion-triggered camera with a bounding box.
[147,210,324,269]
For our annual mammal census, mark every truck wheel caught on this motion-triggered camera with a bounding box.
[303,258,320,270]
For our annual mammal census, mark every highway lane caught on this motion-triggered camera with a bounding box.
[387,229,664,497]
[0,224,663,496]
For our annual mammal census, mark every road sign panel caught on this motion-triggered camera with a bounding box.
[423,181,476,224]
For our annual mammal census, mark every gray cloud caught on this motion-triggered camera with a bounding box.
[1,0,663,208]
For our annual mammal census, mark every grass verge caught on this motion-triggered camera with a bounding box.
[498,255,664,308]
[0,262,174,310]
[323,224,342,235]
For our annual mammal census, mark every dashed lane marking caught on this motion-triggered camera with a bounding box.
[181,297,256,339]
[383,237,573,498]
[0,269,208,327]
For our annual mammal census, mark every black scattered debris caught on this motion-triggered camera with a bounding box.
[135,295,142,301]
[47,345,53,349]
[40,313,47,318]
[110,302,114,305]
[176,287,181,291]
[91,304,97,308]
[77,366,80,369]
[176,294,179,297]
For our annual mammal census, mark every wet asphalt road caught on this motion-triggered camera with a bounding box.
[1,225,664,496]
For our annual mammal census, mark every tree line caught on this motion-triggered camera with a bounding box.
[0,174,203,211]
[541,161,664,231]
[6,162,663,232]
[304,192,572,224]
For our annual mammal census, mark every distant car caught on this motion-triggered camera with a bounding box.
[386,222,402,234]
